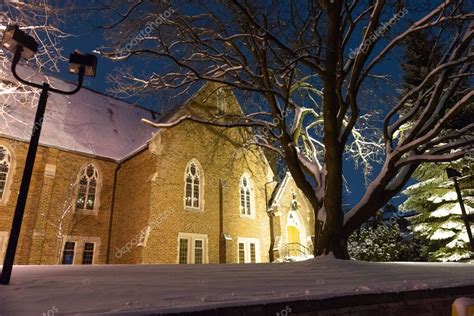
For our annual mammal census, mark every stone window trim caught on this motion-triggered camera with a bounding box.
[74,162,102,216]
[59,235,101,265]
[239,172,256,219]
[176,232,208,264]
[183,158,205,212]
[215,87,227,114]
[0,231,9,262]
[0,144,15,207]
[237,237,261,263]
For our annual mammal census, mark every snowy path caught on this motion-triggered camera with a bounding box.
[0,258,473,315]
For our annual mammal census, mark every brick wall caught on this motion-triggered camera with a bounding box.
[0,137,116,265]
[0,83,277,266]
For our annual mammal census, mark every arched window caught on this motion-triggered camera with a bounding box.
[240,174,253,216]
[76,164,99,211]
[184,160,202,210]
[0,146,12,202]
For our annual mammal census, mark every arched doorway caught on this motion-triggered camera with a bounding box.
[286,211,306,256]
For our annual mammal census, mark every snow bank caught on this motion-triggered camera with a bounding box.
[1,260,473,315]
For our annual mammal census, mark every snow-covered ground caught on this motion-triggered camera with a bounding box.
[1,257,473,315]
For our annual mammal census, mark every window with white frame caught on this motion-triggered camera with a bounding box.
[0,146,12,202]
[240,174,253,216]
[184,160,202,210]
[76,164,99,211]
[177,233,208,264]
[237,237,260,263]
[61,237,100,265]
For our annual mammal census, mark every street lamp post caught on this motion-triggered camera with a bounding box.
[446,167,474,251]
[0,25,97,285]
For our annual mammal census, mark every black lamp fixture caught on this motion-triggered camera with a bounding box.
[446,167,462,179]
[0,25,97,285]
[1,25,38,59]
[69,51,97,77]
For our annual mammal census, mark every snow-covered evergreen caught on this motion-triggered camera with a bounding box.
[349,223,404,261]
[402,160,473,262]
[348,216,425,262]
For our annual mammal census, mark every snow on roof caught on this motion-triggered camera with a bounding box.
[0,63,157,161]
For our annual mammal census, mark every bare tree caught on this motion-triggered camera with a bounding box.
[95,0,473,258]
[0,0,69,128]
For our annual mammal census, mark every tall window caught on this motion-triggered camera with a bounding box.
[82,242,94,264]
[62,241,75,264]
[238,243,245,263]
[0,146,12,201]
[178,238,188,264]
[184,160,202,210]
[76,164,99,211]
[240,175,253,216]
[194,240,203,264]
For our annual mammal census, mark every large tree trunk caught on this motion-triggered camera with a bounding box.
[314,0,349,259]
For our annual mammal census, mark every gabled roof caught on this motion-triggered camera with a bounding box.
[0,63,157,161]
[270,172,293,208]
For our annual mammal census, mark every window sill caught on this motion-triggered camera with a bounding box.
[240,214,256,219]
[184,206,203,213]
[75,209,99,216]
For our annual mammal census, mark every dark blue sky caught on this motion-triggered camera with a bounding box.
[52,2,416,210]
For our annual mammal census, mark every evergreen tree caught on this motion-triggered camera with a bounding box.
[348,210,427,262]
[398,29,474,262]
[402,161,474,262]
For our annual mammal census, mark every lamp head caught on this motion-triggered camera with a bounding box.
[69,51,97,77]
[1,25,38,59]
[446,167,462,179]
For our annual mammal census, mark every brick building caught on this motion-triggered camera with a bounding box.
[0,69,314,265]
